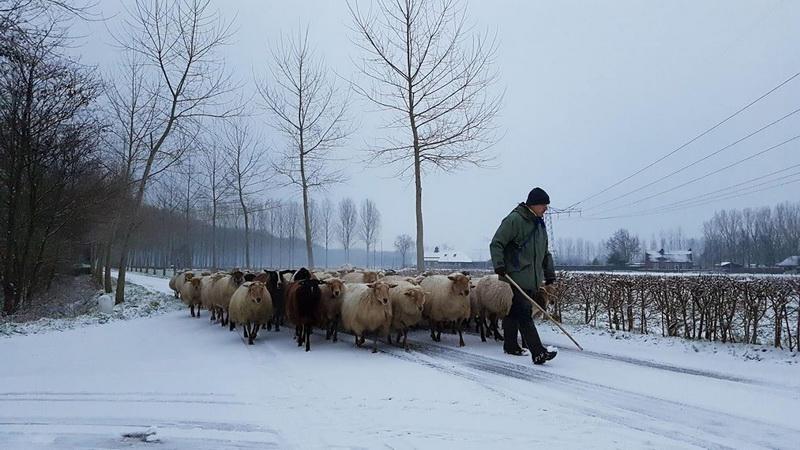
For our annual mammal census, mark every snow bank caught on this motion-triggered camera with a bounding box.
[0,282,180,338]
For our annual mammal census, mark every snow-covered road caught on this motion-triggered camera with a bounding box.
[1,271,798,449]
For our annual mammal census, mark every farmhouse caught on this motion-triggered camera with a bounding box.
[644,249,694,270]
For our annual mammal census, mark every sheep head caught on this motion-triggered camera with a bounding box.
[183,272,194,283]
[447,273,471,297]
[248,282,268,305]
[404,286,426,311]
[324,278,345,298]
[232,270,245,285]
[366,281,397,305]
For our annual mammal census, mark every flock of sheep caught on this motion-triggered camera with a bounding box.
[168,267,532,352]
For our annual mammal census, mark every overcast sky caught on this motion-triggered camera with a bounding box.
[73,0,800,260]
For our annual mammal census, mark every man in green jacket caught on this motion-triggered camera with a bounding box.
[489,187,557,365]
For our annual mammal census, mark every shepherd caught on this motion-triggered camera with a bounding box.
[490,187,558,365]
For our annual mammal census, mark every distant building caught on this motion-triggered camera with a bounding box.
[776,256,800,272]
[717,261,743,272]
[424,246,489,270]
[644,248,693,270]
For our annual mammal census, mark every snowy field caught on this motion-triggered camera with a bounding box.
[1,272,798,449]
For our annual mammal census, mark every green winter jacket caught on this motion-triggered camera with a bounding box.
[489,203,556,291]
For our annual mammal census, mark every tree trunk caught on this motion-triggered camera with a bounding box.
[103,239,113,293]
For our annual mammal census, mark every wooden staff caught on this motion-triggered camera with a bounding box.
[506,275,584,351]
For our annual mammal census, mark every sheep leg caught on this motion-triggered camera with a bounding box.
[210,308,216,322]
[248,323,256,345]
[250,323,261,341]
[195,305,200,318]
[479,312,487,342]
[296,326,303,346]
[403,329,409,351]
[430,325,436,342]
[372,332,379,353]
[332,318,339,343]
[395,330,402,346]
[387,332,393,345]
[189,304,195,317]
[325,322,332,340]
[458,321,465,347]
[230,320,236,332]
[305,325,311,352]
[267,320,273,331]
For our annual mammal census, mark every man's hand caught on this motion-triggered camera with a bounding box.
[494,267,506,277]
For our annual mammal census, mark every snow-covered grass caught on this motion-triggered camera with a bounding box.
[0,281,180,338]
[1,271,798,449]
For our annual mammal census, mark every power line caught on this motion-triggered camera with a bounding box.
[594,134,800,214]
[580,170,800,220]
[583,105,800,212]
[565,70,800,210]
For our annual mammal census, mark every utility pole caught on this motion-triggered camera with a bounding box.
[547,206,582,261]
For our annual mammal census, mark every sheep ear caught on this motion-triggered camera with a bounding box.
[366,283,375,288]
[404,291,413,296]
[447,275,457,281]
[388,283,398,289]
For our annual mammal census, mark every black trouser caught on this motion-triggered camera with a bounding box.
[503,287,546,355]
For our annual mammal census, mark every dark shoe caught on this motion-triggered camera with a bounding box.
[533,350,557,365]
[504,348,529,356]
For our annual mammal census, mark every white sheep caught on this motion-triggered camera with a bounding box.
[209,270,245,326]
[342,271,380,284]
[388,280,426,350]
[169,270,193,298]
[382,275,421,285]
[474,275,513,342]
[228,281,273,345]
[180,277,203,318]
[340,281,396,353]
[200,272,225,322]
[420,273,472,347]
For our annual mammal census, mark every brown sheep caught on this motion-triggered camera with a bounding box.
[319,278,346,342]
[284,273,325,351]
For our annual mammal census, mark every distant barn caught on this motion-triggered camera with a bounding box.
[644,249,693,270]
[424,246,490,270]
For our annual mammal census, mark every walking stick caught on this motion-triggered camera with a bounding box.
[505,275,584,351]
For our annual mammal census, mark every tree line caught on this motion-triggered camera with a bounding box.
[2,0,491,313]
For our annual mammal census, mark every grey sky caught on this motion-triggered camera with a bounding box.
[74,0,800,260]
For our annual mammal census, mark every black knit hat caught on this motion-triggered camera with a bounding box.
[525,187,550,206]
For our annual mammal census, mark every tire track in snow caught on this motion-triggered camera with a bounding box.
[382,340,799,449]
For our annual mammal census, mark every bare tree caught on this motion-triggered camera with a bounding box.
[285,201,302,267]
[198,136,230,270]
[111,0,237,303]
[394,234,414,268]
[267,199,281,268]
[320,197,333,268]
[257,28,351,269]
[359,198,381,268]
[225,119,267,269]
[349,0,501,270]
[337,198,358,264]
